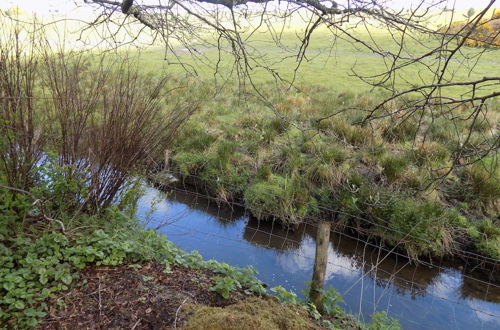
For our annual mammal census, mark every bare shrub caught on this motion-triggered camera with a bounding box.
[0,19,43,190]
[0,16,199,215]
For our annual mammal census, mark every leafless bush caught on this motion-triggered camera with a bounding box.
[0,18,43,190]
[0,15,199,214]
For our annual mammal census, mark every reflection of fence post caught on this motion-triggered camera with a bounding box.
[310,221,331,313]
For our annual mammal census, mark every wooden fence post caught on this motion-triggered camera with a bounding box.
[310,221,331,313]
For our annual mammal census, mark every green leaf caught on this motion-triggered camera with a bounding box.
[39,274,48,285]
[128,264,142,270]
[26,317,38,328]
[23,308,37,317]
[61,274,72,285]
[142,275,154,282]
[3,282,15,291]
[13,300,25,310]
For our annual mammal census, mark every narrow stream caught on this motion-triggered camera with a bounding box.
[137,185,500,330]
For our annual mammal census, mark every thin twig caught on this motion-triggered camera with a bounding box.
[173,297,190,330]
[0,184,66,233]
[98,278,103,319]
[131,318,141,330]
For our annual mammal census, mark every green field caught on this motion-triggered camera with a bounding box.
[137,22,500,94]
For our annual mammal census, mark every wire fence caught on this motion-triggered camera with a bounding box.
[2,94,499,327]
[142,173,500,328]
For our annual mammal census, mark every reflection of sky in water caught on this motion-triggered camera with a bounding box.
[429,271,500,325]
[140,189,171,214]
[276,236,360,280]
[137,187,500,330]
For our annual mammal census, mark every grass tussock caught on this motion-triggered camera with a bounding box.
[470,219,500,259]
[244,175,318,225]
[372,199,470,258]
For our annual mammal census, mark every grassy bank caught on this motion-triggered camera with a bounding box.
[166,82,499,260]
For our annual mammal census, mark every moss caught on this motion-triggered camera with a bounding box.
[182,297,318,330]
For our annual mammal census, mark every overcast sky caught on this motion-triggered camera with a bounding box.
[2,0,496,16]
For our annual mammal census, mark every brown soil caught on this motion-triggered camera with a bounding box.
[38,262,355,330]
[38,262,246,329]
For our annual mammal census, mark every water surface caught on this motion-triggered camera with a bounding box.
[137,186,500,329]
